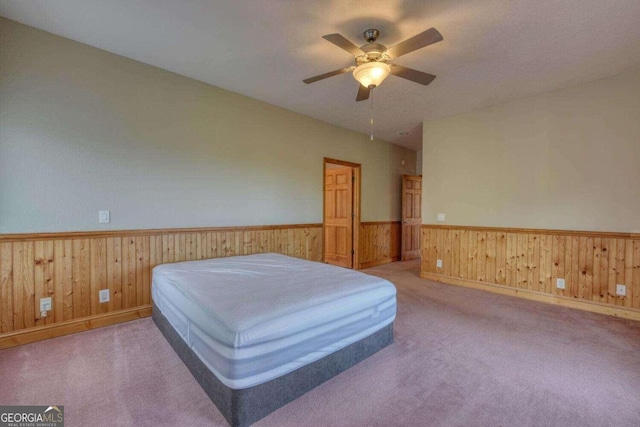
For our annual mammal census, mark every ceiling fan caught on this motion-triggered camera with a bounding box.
[303,27,443,101]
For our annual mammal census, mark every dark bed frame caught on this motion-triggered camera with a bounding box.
[153,303,393,427]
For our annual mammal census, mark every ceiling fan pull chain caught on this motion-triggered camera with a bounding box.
[370,88,374,141]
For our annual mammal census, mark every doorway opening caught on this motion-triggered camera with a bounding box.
[323,158,361,269]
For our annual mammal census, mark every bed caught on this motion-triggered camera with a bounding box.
[151,253,396,427]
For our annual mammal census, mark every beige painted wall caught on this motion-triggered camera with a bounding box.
[422,69,640,233]
[0,18,415,233]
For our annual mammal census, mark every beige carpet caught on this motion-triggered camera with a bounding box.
[1,260,639,426]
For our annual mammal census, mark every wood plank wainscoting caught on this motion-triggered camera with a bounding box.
[420,225,640,321]
[0,224,323,349]
[359,221,401,269]
[0,221,403,348]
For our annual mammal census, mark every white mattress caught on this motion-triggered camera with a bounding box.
[152,253,396,389]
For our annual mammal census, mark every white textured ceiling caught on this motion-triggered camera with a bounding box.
[2,0,640,150]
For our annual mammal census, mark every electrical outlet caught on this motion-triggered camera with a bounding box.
[556,278,565,290]
[40,297,52,312]
[99,289,110,303]
[437,213,446,222]
[99,210,110,223]
[436,259,443,268]
[616,284,626,297]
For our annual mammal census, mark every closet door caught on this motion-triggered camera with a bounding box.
[324,167,353,268]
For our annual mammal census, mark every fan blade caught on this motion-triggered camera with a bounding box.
[323,33,364,56]
[303,67,353,84]
[391,65,436,86]
[356,84,370,102]
[387,28,443,58]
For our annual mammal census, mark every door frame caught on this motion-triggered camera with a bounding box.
[323,157,361,269]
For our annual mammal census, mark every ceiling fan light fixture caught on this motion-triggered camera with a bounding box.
[352,62,390,88]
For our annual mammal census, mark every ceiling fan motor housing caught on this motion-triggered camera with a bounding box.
[357,44,389,65]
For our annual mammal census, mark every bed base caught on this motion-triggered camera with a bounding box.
[152,303,393,427]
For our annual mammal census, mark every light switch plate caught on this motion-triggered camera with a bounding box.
[437,213,446,222]
[99,210,110,223]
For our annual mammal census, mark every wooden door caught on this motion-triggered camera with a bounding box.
[402,175,422,261]
[324,167,353,268]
